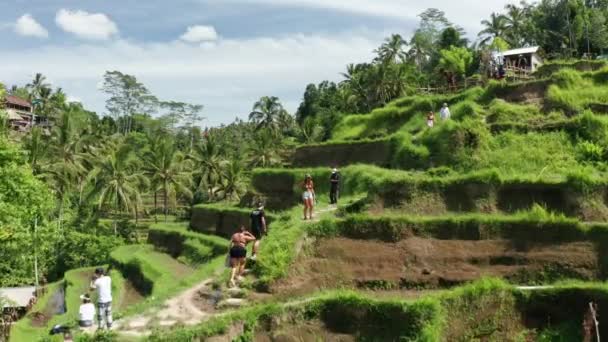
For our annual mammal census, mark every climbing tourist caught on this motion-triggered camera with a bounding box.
[329,168,340,205]
[250,202,267,260]
[229,226,256,287]
[427,111,435,128]
[440,103,451,120]
[90,267,112,330]
[302,174,315,220]
[78,294,95,328]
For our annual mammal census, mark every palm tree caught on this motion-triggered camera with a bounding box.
[144,136,193,222]
[43,110,86,232]
[217,158,247,201]
[22,126,48,173]
[88,141,148,234]
[249,96,288,134]
[374,34,408,64]
[192,135,225,201]
[298,117,324,144]
[26,73,50,99]
[248,129,282,168]
[478,13,508,46]
[503,4,526,46]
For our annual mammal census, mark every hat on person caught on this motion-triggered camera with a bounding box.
[79,294,91,302]
[332,168,338,173]
[443,103,448,107]
[94,267,105,275]
[257,201,264,210]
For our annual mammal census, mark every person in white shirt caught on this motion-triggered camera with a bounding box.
[90,267,112,329]
[440,103,451,120]
[78,294,95,327]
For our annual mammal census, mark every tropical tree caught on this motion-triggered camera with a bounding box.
[248,129,282,168]
[437,46,474,87]
[374,34,408,64]
[26,73,50,100]
[217,158,247,201]
[249,96,289,134]
[88,141,148,234]
[298,117,324,144]
[192,135,225,201]
[478,12,507,46]
[22,126,48,173]
[144,135,192,222]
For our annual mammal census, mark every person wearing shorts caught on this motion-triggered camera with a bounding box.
[302,174,315,220]
[229,226,256,287]
[250,203,266,260]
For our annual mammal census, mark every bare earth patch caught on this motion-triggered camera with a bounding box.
[272,237,598,295]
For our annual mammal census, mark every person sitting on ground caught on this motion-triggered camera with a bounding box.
[427,111,435,128]
[90,267,112,330]
[78,294,95,328]
[302,174,315,220]
[229,226,256,287]
[250,202,267,260]
[329,168,340,205]
[440,103,451,120]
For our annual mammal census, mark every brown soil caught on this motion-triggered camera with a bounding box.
[29,311,49,328]
[272,237,598,295]
[254,319,355,342]
[191,286,219,313]
[118,280,145,310]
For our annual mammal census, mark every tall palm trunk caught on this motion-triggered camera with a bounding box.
[163,180,168,223]
[154,191,158,223]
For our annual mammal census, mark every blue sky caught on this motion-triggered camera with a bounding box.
[0,0,514,126]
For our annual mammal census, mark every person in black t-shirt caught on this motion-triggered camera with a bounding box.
[330,168,340,205]
[250,202,266,260]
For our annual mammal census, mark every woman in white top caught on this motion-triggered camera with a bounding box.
[78,294,95,327]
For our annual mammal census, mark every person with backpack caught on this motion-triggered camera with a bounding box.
[329,168,340,205]
[90,268,112,330]
[249,202,266,260]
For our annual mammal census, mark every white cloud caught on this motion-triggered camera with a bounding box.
[218,0,517,37]
[15,14,49,38]
[180,25,218,43]
[0,32,379,126]
[55,9,118,40]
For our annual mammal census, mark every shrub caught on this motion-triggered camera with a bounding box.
[576,140,605,162]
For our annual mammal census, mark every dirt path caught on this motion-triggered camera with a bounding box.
[114,279,216,336]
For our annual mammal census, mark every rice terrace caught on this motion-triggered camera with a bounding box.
[4,1,608,341]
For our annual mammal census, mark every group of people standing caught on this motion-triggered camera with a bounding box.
[228,168,341,287]
[426,103,451,128]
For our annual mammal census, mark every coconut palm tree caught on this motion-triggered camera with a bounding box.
[88,141,148,234]
[248,129,281,168]
[217,158,247,201]
[249,96,288,134]
[192,135,225,201]
[503,4,526,46]
[374,34,408,65]
[22,126,48,174]
[26,73,50,100]
[144,136,193,222]
[43,110,86,232]
[478,13,508,46]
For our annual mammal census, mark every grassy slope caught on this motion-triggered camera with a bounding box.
[10,267,126,342]
[110,244,224,317]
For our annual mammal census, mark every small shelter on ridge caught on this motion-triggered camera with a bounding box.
[496,46,544,72]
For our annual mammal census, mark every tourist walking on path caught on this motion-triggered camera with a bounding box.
[78,294,95,328]
[329,168,340,205]
[90,268,112,330]
[229,226,256,287]
[427,111,435,128]
[250,202,266,260]
[440,103,451,120]
[302,174,315,220]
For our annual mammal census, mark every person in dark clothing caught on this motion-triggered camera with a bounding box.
[330,168,340,205]
[250,203,266,260]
